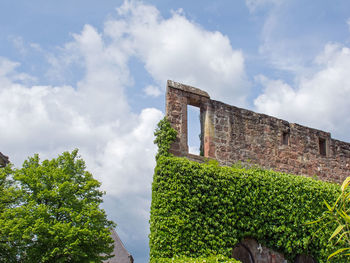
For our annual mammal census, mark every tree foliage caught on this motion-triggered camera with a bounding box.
[0,149,115,263]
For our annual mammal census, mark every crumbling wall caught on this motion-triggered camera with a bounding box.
[0,152,9,167]
[232,238,316,263]
[166,80,350,183]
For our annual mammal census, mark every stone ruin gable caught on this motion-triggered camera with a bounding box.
[165,80,350,184]
[103,229,133,263]
[0,152,9,167]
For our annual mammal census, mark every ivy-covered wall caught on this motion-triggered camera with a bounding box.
[150,118,344,262]
[150,155,345,262]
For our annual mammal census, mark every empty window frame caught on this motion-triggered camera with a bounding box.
[282,131,290,145]
[319,137,327,156]
[187,105,202,155]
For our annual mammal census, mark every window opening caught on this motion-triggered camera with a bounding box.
[187,105,201,155]
[232,243,254,263]
[282,131,290,145]
[319,138,327,156]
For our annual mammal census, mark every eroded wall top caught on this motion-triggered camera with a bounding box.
[0,152,9,168]
[166,80,350,183]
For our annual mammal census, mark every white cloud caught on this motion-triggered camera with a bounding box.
[0,18,162,262]
[0,1,255,261]
[254,43,350,141]
[105,0,250,106]
[94,108,163,197]
[9,36,27,55]
[0,58,162,262]
[0,57,36,85]
[144,85,161,97]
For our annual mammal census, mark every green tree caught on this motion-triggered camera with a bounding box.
[0,164,20,261]
[0,149,115,263]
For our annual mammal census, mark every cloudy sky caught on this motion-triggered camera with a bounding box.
[1,0,350,262]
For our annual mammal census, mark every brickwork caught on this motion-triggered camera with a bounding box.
[232,238,315,263]
[103,229,133,263]
[166,80,350,183]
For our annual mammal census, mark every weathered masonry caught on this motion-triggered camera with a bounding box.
[104,229,133,263]
[0,152,9,168]
[166,80,350,183]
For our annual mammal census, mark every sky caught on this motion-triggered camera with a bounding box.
[1,0,350,262]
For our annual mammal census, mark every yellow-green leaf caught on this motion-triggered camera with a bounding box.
[329,225,344,241]
[324,200,333,211]
[341,177,350,192]
[328,247,350,260]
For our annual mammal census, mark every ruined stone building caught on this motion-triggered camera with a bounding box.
[166,80,350,184]
[104,229,134,263]
[0,152,9,168]
[165,80,350,263]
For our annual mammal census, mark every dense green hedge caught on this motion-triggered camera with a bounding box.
[150,255,240,263]
[150,156,343,262]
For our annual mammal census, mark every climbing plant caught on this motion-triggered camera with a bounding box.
[150,118,346,262]
[154,117,177,160]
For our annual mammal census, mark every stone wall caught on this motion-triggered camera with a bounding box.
[166,80,350,183]
[0,152,9,167]
[232,238,316,263]
[103,229,133,263]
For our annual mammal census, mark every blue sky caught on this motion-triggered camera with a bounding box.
[1,0,350,262]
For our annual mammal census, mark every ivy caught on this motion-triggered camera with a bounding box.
[154,117,177,160]
[150,118,345,262]
[150,155,345,262]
